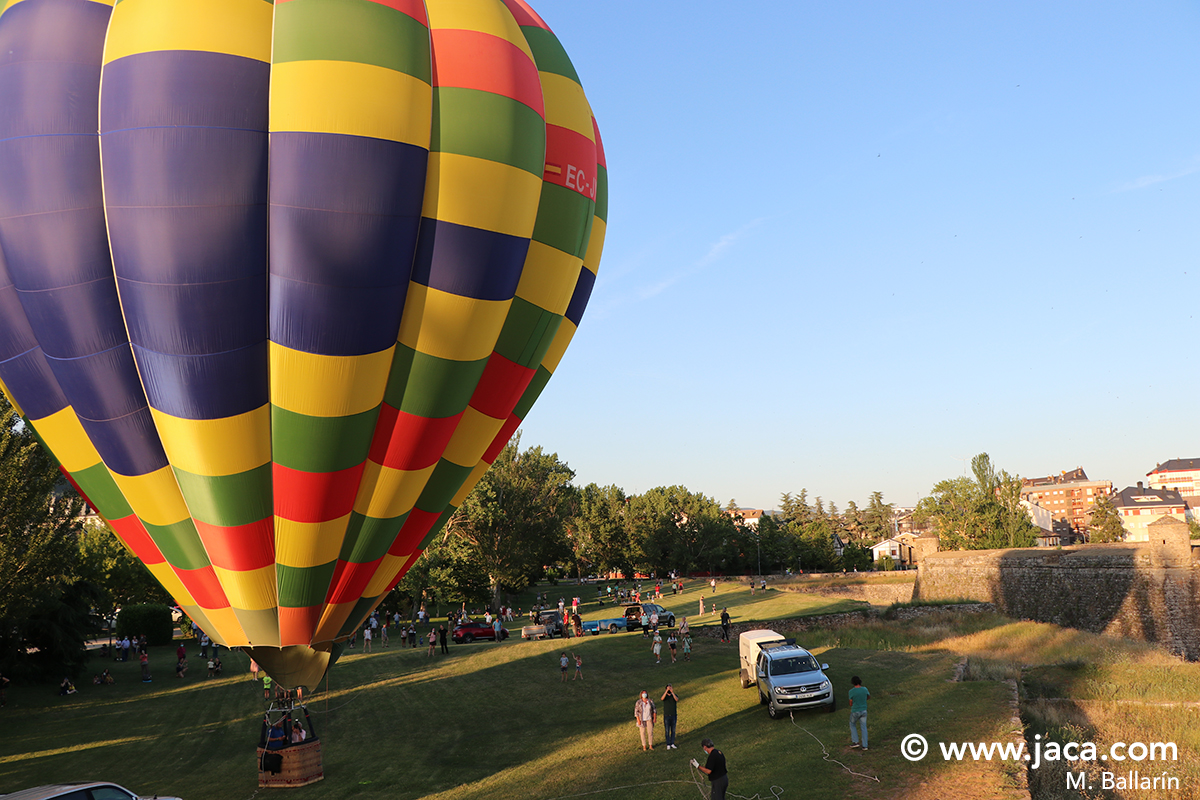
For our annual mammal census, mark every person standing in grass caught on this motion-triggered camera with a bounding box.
[667,632,678,663]
[720,608,731,643]
[634,690,656,751]
[262,673,273,700]
[250,659,259,681]
[660,684,680,749]
[560,652,570,682]
[848,676,870,750]
[682,634,692,661]
[652,630,663,664]
[572,652,583,680]
[381,623,389,648]
[694,738,728,800]
[363,624,372,653]
[427,629,436,657]
[439,624,449,654]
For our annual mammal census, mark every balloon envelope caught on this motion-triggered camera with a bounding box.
[0,0,606,686]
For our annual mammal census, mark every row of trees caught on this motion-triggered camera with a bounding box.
[2,385,1070,676]
[390,438,901,616]
[0,395,169,679]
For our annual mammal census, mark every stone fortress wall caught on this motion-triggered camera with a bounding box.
[915,516,1200,660]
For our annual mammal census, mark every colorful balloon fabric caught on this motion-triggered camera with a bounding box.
[0,0,606,687]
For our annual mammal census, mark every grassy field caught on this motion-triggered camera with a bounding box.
[2,580,1195,800]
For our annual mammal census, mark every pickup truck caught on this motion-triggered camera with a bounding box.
[581,616,628,635]
[623,603,676,632]
[521,608,566,640]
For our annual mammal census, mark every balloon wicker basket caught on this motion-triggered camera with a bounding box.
[257,740,324,788]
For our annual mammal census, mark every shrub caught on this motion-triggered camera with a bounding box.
[116,604,173,645]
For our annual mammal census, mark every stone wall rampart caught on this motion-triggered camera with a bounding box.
[915,533,1200,660]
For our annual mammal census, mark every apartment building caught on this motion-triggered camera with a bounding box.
[1020,467,1113,541]
[1111,483,1189,542]
[1147,458,1200,511]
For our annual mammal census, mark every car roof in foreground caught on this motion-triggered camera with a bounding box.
[3,783,122,800]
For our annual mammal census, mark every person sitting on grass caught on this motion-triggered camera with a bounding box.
[59,678,77,696]
[212,657,223,676]
[175,657,188,679]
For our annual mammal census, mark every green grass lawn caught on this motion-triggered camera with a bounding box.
[0,583,1030,799]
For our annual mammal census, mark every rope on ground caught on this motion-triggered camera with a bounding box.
[540,762,783,800]
[790,712,880,783]
[539,778,701,800]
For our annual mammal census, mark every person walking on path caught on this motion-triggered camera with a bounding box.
[848,676,871,749]
[660,685,680,749]
[720,608,731,643]
[694,738,728,800]
[634,690,656,751]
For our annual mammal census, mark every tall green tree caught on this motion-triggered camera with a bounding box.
[77,520,170,623]
[915,452,1037,550]
[1085,494,1125,543]
[0,394,95,677]
[863,491,894,541]
[444,435,575,609]
[571,483,633,578]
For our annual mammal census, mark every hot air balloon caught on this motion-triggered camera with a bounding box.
[0,0,607,688]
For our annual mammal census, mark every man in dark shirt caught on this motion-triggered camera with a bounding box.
[695,737,728,800]
[719,608,731,643]
[438,624,448,654]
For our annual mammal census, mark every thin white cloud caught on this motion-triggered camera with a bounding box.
[1112,158,1200,193]
[637,218,766,301]
[588,218,767,318]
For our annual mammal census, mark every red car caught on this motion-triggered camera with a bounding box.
[451,621,509,643]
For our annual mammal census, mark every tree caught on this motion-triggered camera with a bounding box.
[1085,494,1125,543]
[0,394,95,678]
[77,520,170,627]
[625,486,729,575]
[863,491,894,541]
[571,483,633,578]
[915,453,1038,550]
[444,435,575,609]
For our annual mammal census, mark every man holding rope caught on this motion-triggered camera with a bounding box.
[693,738,728,799]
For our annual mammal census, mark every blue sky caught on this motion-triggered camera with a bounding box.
[519,1,1200,510]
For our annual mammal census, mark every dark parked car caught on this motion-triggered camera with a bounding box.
[451,621,509,643]
[623,603,676,632]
